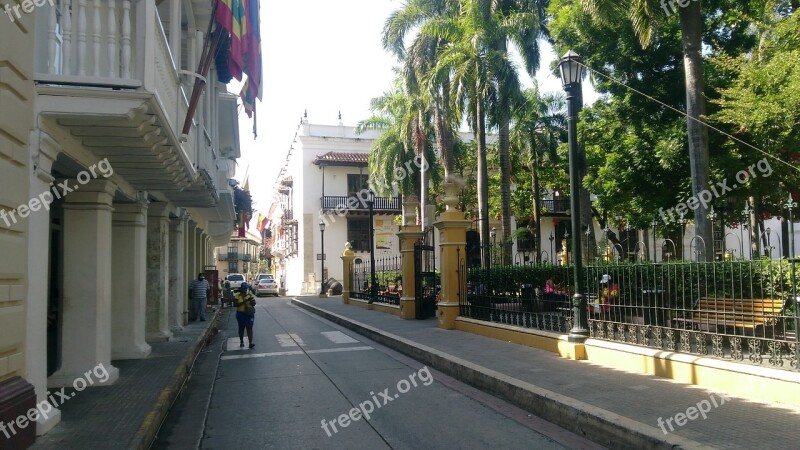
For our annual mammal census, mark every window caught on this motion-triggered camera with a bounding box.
[348,218,371,252]
[517,235,535,252]
[347,174,370,197]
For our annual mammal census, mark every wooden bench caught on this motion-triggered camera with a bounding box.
[673,297,786,333]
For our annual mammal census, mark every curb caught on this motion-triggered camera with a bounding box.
[129,308,221,450]
[292,298,713,450]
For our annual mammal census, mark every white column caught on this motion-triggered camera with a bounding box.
[185,220,197,324]
[168,212,187,331]
[146,203,172,342]
[111,199,152,359]
[48,179,120,387]
[169,0,181,71]
[26,135,61,433]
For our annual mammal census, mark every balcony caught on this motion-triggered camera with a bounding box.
[33,0,224,208]
[321,196,401,213]
[539,199,570,216]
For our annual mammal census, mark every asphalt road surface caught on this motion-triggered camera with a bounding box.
[153,298,604,450]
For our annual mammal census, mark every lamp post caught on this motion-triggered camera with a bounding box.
[650,218,658,262]
[707,206,718,260]
[678,212,688,260]
[490,227,497,267]
[549,232,555,263]
[366,190,377,304]
[784,194,799,358]
[559,50,588,342]
[319,220,326,297]
[584,226,591,262]
[742,201,752,260]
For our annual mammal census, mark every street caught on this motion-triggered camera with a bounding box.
[153,298,603,450]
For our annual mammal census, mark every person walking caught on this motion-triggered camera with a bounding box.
[234,283,257,348]
[188,273,210,321]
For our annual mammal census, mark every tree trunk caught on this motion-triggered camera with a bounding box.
[531,138,542,262]
[499,117,513,266]
[415,115,428,234]
[436,78,455,179]
[680,4,712,261]
[477,100,490,268]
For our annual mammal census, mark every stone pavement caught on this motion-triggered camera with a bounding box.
[294,296,800,450]
[31,310,220,450]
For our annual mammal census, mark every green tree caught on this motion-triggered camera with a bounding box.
[712,8,800,255]
[510,83,566,260]
[356,76,436,218]
[567,0,764,259]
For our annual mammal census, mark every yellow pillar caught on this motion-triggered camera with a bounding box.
[433,180,471,330]
[398,226,425,319]
[340,243,355,305]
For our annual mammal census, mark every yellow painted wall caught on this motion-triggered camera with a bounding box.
[0,8,34,381]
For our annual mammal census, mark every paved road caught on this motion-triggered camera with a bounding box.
[154,298,603,450]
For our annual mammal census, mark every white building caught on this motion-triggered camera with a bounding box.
[0,0,242,441]
[268,120,403,295]
[213,229,266,282]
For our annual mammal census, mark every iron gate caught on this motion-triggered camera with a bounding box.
[414,241,437,319]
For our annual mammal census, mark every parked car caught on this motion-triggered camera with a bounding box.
[225,273,246,290]
[255,274,279,297]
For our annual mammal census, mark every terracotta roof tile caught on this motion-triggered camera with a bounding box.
[313,152,369,166]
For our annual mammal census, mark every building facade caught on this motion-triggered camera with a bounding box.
[0,0,241,441]
[213,229,267,282]
[268,121,403,295]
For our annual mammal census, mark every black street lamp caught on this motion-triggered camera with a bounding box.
[559,50,589,342]
[366,190,377,304]
[549,231,555,263]
[319,220,326,296]
[707,206,718,260]
[490,227,497,267]
[784,194,799,358]
[650,218,658,262]
[742,201,752,260]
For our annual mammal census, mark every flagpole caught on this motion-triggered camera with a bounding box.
[181,0,221,137]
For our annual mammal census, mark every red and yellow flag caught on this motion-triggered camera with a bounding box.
[216,0,246,80]
[239,0,262,136]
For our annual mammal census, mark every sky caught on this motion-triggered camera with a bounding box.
[234,0,599,216]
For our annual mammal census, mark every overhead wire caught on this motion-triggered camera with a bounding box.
[579,62,800,174]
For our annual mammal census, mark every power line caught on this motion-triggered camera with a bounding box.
[580,62,800,174]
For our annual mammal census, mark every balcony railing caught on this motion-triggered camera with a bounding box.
[539,199,570,215]
[35,0,197,163]
[321,196,401,212]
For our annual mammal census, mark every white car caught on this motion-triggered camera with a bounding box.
[255,274,279,297]
[224,273,246,290]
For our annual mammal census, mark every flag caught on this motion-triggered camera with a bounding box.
[256,214,268,234]
[216,0,246,81]
[239,0,262,137]
[242,0,262,99]
[238,210,246,237]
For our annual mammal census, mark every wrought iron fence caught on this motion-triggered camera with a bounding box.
[460,259,799,371]
[462,263,575,333]
[350,256,403,306]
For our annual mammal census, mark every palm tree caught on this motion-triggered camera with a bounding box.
[511,84,566,260]
[356,77,434,218]
[383,0,462,231]
[426,3,521,268]
[482,0,550,265]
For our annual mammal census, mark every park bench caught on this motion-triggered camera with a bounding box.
[673,297,787,334]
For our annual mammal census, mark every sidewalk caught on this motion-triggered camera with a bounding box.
[31,311,220,450]
[294,297,800,450]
